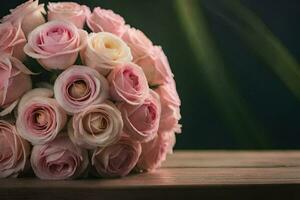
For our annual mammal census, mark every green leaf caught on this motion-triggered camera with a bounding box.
[212,0,300,100]
[174,0,269,148]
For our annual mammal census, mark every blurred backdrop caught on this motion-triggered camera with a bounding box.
[1,0,300,149]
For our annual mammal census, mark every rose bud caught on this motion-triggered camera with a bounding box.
[81,32,132,76]
[0,55,32,116]
[54,65,109,114]
[134,46,174,85]
[68,102,123,149]
[47,2,91,29]
[122,27,153,60]
[108,63,149,105]
[24,20,87,70]
[16,88,67,145]
[155,79,182,134]
[91,136,141,178]
[1,0,46,36]
[0,120,30,178]
[118,90,161,143]
[31,136,89,180]
[136,131,175,172]
[87,7,126,37]
[0,22,26,61]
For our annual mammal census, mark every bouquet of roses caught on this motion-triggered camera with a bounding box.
[0,0,181,180]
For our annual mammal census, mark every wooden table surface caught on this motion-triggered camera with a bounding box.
[1,151,300,200]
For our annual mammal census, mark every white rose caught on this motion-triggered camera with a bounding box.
[81,32,132,76]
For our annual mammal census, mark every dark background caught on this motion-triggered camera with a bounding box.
[2,0,300,149]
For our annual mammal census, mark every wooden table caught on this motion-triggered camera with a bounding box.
[1,151,300,200]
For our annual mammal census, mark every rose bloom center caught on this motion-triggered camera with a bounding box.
[83,112,109,136]
[32,108,50,129]
[123,69,140,91]
[68,80,89,99]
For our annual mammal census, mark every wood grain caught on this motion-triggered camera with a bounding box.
[1,151,300,200]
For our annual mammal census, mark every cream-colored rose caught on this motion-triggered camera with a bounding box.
[81,32,132,76]
[68,102,123,149]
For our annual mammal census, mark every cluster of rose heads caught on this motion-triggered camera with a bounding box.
[0,1,181,180]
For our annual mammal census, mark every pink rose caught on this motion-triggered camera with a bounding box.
[68,102,123,149]
[16,88,67,145]
[0,55,32,116]
[108,63,149,105]
[87,7,126,36]
[0,120,30,178]
[134,46,174,85]
[81,32,132,75]
[122,27,153,60]
[0,22,26,61]
[91,136,141,178]
[118,90,161,142]
[136,131,175,172]
[31,136,89,180]
[47,2,91,29]
[1,0,46,36]
[155,79,181,134]
[54,65,109,114]
[24,20,87,70]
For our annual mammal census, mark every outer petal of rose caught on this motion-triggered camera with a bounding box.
[0,55,32,115]
[10,56,34,75]
[0,22,27,61]
[0,100,19,117]
[155,80,182,134]
[17,88,53,114]
[0,22,26,52]
[2,73,32,109]
[12,42,27,61]
[136,131,175,172]
[134,46,174,85]
[22,4,46,36]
